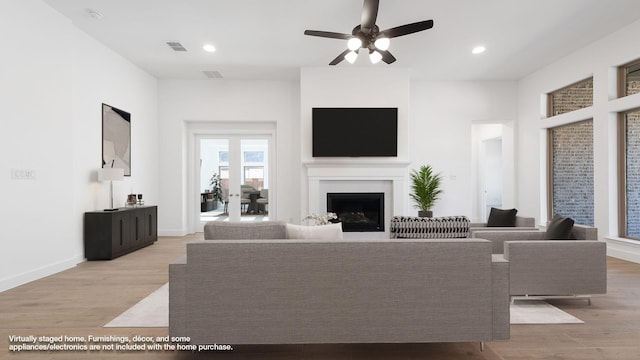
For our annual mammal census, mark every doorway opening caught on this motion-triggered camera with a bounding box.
[187,121,276,234]
[199,137,271,224]
[471,122,514,223]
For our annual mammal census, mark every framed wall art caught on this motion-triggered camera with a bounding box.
[102,103,131,176]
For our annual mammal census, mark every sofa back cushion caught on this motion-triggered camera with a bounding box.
[487,208,518,227]
[543,215,575,240]
[286,223,343,239]
[183,238,494,345]
[390,216,470,238]
[204,221,286,240]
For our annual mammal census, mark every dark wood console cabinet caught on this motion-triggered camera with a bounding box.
[84,206,157,260]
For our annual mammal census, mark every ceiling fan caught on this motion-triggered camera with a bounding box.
[304,0,434,65]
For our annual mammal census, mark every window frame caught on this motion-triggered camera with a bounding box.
[618,108,640,240]
[618,58,640,98]
[547,119,595,224]
[546,77,594,118]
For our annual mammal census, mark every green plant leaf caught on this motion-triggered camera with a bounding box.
[409,165,443,211]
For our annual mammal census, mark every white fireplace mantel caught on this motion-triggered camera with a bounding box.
[304,160,411,227]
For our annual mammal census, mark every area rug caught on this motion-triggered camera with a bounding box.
[104,283,168,327]
[510,300,583,324]
[104,284,583,328]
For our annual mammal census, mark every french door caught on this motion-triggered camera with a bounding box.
[196,135,271,230]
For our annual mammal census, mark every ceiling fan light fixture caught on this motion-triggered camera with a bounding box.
[369,50,382,64]
[345,51,359,64]
[374,37,390,51]
[347,37,362,51]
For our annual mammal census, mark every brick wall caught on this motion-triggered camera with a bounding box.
[551,120,594,226]
[550,78,593,116]
[626,111,640,237]
[627,79,640,96]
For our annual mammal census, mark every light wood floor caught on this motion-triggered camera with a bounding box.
[1,235,639,359]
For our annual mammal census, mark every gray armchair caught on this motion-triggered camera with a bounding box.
[472,224,606,301]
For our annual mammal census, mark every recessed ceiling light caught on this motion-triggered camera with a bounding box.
[472,46,486,54]
[203,44,216,53]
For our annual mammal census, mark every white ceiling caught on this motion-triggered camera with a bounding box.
[42,0,640,81]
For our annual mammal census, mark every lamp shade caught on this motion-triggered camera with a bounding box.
[374,37,390,51]
[98,168,124,181]
[345,51,358,64]
[369,50,382,64]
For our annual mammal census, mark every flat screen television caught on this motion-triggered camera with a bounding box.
[312,107,398,157]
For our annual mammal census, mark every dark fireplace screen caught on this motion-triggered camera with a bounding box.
[327,193,384,232]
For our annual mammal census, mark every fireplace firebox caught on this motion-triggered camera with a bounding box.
[327,193,384,232]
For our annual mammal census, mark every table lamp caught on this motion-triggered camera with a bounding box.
[98,167,124,211]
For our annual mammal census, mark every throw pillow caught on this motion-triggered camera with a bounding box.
[486,207,518,227]
[286,223,344,240]
[544,214,575,240]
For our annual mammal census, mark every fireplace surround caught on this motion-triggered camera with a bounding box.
[305,161,410,238]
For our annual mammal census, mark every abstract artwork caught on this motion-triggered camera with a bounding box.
[102,103,131,176]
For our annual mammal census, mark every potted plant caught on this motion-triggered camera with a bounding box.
[409,165,443,217]
[208,172,223,210]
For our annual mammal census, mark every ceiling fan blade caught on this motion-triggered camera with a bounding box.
[380,20,434,38]
[304,30,351,40]
[360,0,379,33]
[379,50,396,64]
[329,49,352,66]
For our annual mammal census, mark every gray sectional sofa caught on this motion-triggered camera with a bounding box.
[169,221,510,346]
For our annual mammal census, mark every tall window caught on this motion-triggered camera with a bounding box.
[548,120,594,226]
[619,59,640,98]
[619,108,640,239]
[548,78,593,117]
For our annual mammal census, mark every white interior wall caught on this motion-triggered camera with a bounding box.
[409,81,518,218]
[300,67,411,162]
[517,18,640,262]
[157,80,300,234]
[299,67,411,218]
[0,0,158,291]
[471,124,505,221]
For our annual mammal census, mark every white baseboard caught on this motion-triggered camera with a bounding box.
[0,255,82,292]
[158,229,190,237]
[606,237,640,264]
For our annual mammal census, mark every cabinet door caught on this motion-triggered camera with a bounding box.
[143,207,158,243]
[111,212,131,257]
[129,209,145,249]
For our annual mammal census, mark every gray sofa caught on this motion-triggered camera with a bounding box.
[203,220,286,240]
[170,222,510,346]
[471,224,606,299]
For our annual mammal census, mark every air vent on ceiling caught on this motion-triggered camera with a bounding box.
[165,41,187,52]
[203,71,223,79]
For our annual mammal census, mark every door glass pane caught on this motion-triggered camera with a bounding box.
[241,139,269,216]
[200,139,228,221]
[241,139,268,190]
[199,137,270,224]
